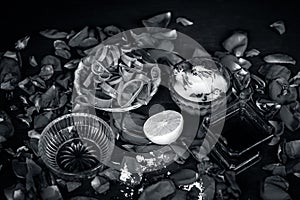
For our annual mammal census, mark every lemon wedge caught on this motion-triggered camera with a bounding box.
[143,110,184,145]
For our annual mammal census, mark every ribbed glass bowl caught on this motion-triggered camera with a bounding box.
[38,113,115,180]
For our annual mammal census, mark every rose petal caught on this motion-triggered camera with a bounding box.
[222,31,248,57]
[39,29,68,39]
[15,36,30,50]
[66,181,82,192]
[53,40,70,50]
[262,163,286,176]
[284,140,300,160]
[138,180,175,200]
[269,78,297,104]
[238,58,252,69]
[261,176,291,200]
[270,20,286,35]
[263,53,296,65]
[103,25,121,37]
[29,56,38,67]
[286,158,300,174]
[64,59,80,70]
[152,30,177,40]
[220,54,241,72]
[33,111,53,131]
[41,55,62,72]
[39,64,54,80]
[142,12,172,30]
[202,175,216,200]
[176,17,193,26]
[69,26,99,48]
[55,49,71,59]
[280,103,300,131]
[170,169,198,186]
[245,49,260,57]
[91,176,110,194]
[260,64,291,81]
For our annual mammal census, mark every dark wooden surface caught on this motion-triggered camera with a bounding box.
[1,0,300,199]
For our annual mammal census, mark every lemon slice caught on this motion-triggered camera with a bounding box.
[143,110,184,145]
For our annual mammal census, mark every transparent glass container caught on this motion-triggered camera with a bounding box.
[200,100,274,174]
[38,113,115,180]
[169,57,232,116]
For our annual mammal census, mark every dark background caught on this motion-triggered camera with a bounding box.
[1,0,300,199]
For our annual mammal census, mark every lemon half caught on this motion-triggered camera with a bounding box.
[143,110,184,145]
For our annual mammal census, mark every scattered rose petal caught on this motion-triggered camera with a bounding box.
[64,59,80,69]
[142,12,172,30]
[96,27,107,42]
[270,20,286,35]
[69,26,99,48]
[263,163,286,176]
[18,78,35,95]
[261,176,291,200]
[66,30,76,40]
[30,76,47,89]
[103,25,121,37]
[269,78,297,104]
[268,121,284,146]
[40,185,63,200]
[56,73,72,89]
[202,174,216,200]
[28,56,38,67]
[238,58,252,69]
[152,30,177,40]
[66,181,82,192]
[55,48,72,59]
[12,159,27,179]
[259,64,291,81]
[3,51,18,61]
[263,53,296,65]
[39,64,54,80]
[138,180,175,200]
[0,57,21,90]
[91,176,110,194]
[245,49,260,57]
[283,140,300,160]
[53,40,70,50]
[40,29,68,39]
[170,169,198,186]
[220,54,241,72]
[33,111,53,131]
[176,17,193,26]
[222,31,248,57]
[280,103,300,131]
[28,130,41,140]
[41,55,62,72]
[285,158,300,175]
[15,36,30,50]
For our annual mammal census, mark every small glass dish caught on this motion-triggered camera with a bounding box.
[38,113,115,180]
[169,57,232,116]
